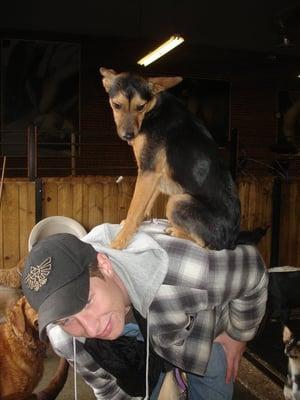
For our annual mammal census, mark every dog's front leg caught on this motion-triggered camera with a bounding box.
[110,171,161,249]
[119,185,160,224]
[144,186,161,218]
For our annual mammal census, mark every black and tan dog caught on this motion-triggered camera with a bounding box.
[283,324,300,400]
[100,67,241,250]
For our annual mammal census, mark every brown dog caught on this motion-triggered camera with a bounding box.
[100,67,241,250]
[0,256,25,288]
[0,296,69,400]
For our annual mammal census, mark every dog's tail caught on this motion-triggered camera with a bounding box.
[35,358,69,400]
[236,226,270,246]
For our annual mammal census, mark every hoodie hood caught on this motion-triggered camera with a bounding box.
[82,223,169,317]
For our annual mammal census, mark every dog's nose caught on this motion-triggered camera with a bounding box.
[123,132,134,141]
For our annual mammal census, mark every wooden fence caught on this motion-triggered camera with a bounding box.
[237,177,273,266]
[0,179,36,268]
[0,175,297,270]
[280,179,300,266]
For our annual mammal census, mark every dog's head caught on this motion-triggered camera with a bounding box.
[6,296,40,341]
[283,325,300,359]
[100,67,182,142]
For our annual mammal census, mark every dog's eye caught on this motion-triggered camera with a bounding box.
[112,102,121,110]
[136,104,146,112]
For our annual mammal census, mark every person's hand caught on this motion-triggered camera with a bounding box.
[214,332,246,384]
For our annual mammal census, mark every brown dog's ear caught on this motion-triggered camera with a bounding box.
[99,67,118,92]
[8,297,26,335]
[148,76,183,94]
[283,325,293,343]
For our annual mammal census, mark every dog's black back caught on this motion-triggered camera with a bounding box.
[141,91,241,250]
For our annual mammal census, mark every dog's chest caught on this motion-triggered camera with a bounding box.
[285,358,300,399]
[159,177,183,195]
[132,135,183,194]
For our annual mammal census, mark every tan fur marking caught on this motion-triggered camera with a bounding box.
[154,148,167,172]
[143,148,168,217]
[148,76,183,94]
[131,134,146,168]
[165,225,206,247]
[165,226,193,241]
[100,67,117,92]
[111,143,167,249]
[109,92,157,141]
[166,194,206,248]
[111,132,184,248]
[159,164,183,195]
[144,186,161,218]
[110,171,163,249]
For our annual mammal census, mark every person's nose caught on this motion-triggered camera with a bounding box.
[76,313,99,337]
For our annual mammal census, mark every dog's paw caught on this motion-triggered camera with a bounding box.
[111,223,138,249]
[165,226,207,248]
[144,208,153,219]
[165,226,174,235]
[165,226,189,240]
[110,236,129,250]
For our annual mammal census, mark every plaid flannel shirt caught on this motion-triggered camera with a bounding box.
[48,220,268,399]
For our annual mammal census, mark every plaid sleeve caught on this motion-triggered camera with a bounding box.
[225,269,268,341]
[47,324,142,400]
[209,246,269,341]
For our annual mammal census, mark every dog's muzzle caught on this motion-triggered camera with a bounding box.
[285,337,299,357]
[122,132,135,141]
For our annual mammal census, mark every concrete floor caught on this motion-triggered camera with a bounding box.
[37,350,259,399]
[36,349,94,399]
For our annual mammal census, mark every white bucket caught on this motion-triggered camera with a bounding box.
[28,216,87,251]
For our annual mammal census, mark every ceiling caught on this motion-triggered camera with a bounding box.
[1,0,300,58]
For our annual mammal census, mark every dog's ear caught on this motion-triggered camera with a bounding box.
[99,67,118,92]
[148,76,183,94]
[8,297,27,335]
[283,325,293,343]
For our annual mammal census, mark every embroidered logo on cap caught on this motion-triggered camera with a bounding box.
[25,257,52,291]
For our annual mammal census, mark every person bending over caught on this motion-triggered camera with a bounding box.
[22,219,268,400]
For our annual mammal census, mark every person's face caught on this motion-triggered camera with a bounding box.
[57,273,130,340]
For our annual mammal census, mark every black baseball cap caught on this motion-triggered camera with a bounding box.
[21,233,97,340]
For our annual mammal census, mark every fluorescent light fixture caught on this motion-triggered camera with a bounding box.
[137,35,184,66]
